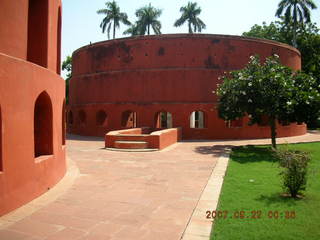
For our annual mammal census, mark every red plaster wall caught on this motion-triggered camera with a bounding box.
[68,34,306,139]
[0,0,65,216]
[0,0,28,59]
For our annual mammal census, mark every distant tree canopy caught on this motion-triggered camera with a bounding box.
[217,55,320,148]
[62,56,72,104]
[243,19,320,104]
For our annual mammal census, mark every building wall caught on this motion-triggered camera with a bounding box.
[0,0,65,216]
[68,34,306,139]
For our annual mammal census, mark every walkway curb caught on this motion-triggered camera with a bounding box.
[181,149,231,240]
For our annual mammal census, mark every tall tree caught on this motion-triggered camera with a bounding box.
[97,1,131,39]
[135,3,162,35]
[217,55,320,148]
[275,0,317,47]
[174,2,206,34]
[243,20,320,128]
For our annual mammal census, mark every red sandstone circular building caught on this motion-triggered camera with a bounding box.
[68,34,306,139]
[0,0,65,215]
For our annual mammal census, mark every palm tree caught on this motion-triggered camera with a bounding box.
[135,3,162,35]
[123,23,140,36]
[97,1,131,39]
[174,2,206,34]
[275,0,317,47]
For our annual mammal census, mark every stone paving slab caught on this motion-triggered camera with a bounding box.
[0,132,319,240]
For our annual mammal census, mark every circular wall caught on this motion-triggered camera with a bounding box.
[0,0,65,216]
[68,34,306,139]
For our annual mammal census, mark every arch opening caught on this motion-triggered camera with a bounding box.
[155,111,172,128]
[27,0,48,67]
[226,118,243,128]
[62,100,66,145]
[56,6,62,74]
[67,111,73,125]
[78,110,86,125]
[34,91,53,157]
[190,111,205,128]
[121,110,137,128]
[96,110,107,126]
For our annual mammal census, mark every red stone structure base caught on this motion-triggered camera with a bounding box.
[105,127,182,150]
[68,34,306,140]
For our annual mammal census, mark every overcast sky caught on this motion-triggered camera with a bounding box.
[61,0,320,77]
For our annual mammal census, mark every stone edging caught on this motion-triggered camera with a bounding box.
[181,149,231,240]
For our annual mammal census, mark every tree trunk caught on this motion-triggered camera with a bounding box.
[269,117,277,149]
[293,5,297,48]
[188,22,192,34]
[147,24,150,35]
[113,21,116,39]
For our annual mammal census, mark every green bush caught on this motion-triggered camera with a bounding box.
[276,149,310,198]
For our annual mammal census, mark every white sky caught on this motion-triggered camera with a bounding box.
[61,0,320,77]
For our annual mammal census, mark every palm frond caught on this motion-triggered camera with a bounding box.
[97,1,131,38]
[174,2,205,33]
[135,3,162,35]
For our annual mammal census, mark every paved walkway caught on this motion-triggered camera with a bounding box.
[0,132,319,240]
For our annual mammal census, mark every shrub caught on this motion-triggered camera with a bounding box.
[276,149,310,198]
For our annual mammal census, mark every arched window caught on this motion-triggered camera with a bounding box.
[56,6,62,74]
[155,111,172,128]
[67,111,73,125]
[258,115,269,126]
[34,91,53,157]
[62,100,66,145]
[121,110,137,128]
[96,110,107,126]
[0,106,2,171]
[28,0,48,67]
[226,118,243,128]
[190,111,205,128]
[78,110,86,125]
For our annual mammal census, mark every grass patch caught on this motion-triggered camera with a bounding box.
[210,142,320,240]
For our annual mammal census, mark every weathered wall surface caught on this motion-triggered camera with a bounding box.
[68,34,306,139]
[0,0,65,216]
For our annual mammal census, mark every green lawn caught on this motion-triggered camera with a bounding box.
[210,142,320,240]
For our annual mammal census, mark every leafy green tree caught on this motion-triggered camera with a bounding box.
[134,3,162,35]
[216,55,320,148]
[243,21,286,42]
[243,20,320,98]
[174,2,206,33]
[97,1,131,39]
[275,0,317,47]
[62,56,72,104]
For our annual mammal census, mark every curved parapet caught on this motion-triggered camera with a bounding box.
[68,34,305,139]
[0,0,65,216]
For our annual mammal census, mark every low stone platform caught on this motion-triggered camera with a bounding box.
[105,127,182,151]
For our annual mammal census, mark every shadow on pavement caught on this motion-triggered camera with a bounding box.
[194,145,234,157]
[67,134,104,142]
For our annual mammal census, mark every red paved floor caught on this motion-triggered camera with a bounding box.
[0,132,319,240]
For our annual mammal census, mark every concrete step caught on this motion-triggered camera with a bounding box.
[114,140,148,149]
[105,147,159,152]
[115,134,149,141]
